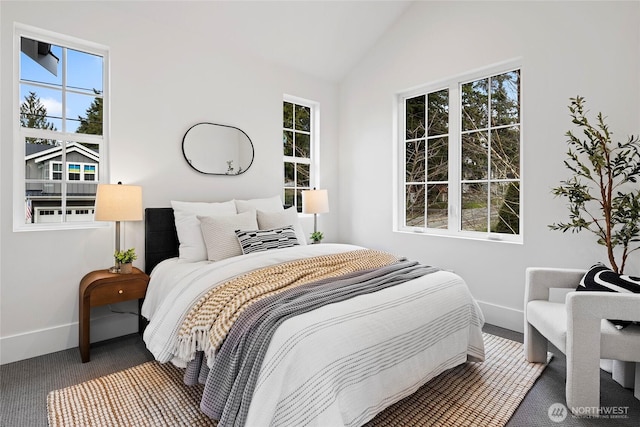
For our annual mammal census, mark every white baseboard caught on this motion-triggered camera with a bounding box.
[0,313,138,365]
[2,300,523,365]
[476,300,524,333]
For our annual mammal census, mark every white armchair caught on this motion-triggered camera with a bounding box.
[524,267,640,416]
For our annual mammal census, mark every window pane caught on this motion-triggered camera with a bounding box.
[67,48,103,94]
[78,141,100,168]
[74,143,100,179]
[406,95,425,139]
[284,162,295,187]
[20,39,62,86]
[283,102,293,129]
[406,139,425,182]
[284,188,295,207]
[426,184,448,229]
[295,133,310,158]
[20,84,62,132]
[405,184,425,227]
[283,131,293,156]
[295,105,310,131]
[491,70,520,126]
[295,189,303,213]
[296,163,310,187]
[461,183,488,232]
[66,182,97,222]
[462,131,488,180]
[427,137,448,181]
[26,182,63,224]
[491,182,520,234]
[491,127,520,179]
[69,92,103,135]
[25,143,52,178]
[427,90,448,136]
[25,182,54,222]
[462,78,488,131]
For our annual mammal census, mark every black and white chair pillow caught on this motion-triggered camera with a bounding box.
[235,226,299,255]
[577,263,640,329]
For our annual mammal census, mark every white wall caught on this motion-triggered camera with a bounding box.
[338,1,640,331]
[0,1,340,364]
[2,1,638,365]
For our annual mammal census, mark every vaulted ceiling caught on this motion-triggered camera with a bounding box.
[116,1,413,83]
[207,1,413,82]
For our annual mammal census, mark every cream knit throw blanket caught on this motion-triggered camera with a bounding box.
[175,249,399,363]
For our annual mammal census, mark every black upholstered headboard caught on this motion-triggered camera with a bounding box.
[144,208,179,275]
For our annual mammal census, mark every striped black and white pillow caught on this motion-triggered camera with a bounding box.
[235,226,299,255]
[577,263,640,329]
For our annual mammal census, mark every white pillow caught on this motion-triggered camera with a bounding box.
[257,206,307,245]
[198,211,259,261]
[234,195,284,214]
[171,200,236,262]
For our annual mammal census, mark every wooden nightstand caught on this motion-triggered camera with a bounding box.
[79,267,150,362]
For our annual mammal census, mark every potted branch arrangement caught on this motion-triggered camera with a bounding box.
[549,96,640,273]
[114,248,137,274]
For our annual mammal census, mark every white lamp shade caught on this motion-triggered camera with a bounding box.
[95,184,143,222]
[302,189,329,214]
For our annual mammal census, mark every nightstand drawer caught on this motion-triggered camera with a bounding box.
[90,278,148,306]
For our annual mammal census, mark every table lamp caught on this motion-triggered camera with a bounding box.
[302,188,329,234]
[95,182,143,272]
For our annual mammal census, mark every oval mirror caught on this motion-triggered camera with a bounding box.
[182,122,254,175]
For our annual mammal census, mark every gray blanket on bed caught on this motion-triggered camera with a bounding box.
[199,259,438,426]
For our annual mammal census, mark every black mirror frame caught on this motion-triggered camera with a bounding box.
[181,122,254,175]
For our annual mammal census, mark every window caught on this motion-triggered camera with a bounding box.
[15,24,108,230]
[68,163,81,180]
[51,162,62,180]
[84,164,96,181]
[397,61,522,242]
[405,89,450,229]
[283,96,319,212]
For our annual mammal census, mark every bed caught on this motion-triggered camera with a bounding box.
[141,204,485,427]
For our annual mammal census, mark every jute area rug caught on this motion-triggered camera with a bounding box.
[47,333,549,426]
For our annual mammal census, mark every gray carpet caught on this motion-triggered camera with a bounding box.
[1,324,638,426]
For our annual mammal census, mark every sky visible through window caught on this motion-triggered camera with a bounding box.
[20,43,103,133]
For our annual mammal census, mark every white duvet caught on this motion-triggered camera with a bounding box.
[142,243,485,426]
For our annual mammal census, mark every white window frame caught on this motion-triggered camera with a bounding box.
[283,94,320,211]
[50,161,63,180]
[394,59,523,243]
[13,23,109,232]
